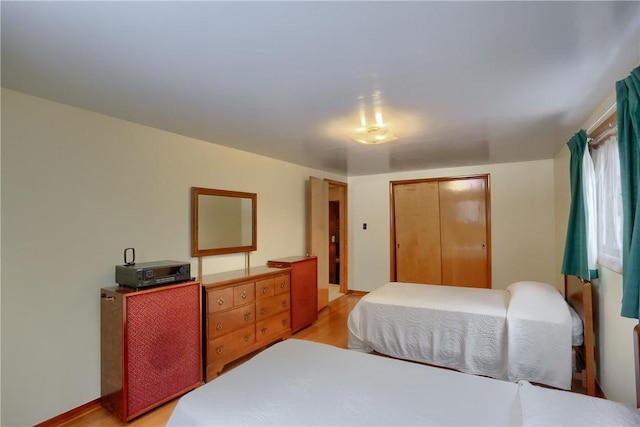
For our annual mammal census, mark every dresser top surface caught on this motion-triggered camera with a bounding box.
[201,265,291,288]
[267,256,317,264]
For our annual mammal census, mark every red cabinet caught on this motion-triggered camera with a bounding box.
[100,281,202,421]
[267,256,318,333]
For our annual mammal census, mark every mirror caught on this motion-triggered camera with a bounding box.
[191,187,257,256]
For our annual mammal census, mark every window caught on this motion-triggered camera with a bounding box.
[590,128,623,272]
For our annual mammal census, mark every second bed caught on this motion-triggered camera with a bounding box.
[348,280,583,390]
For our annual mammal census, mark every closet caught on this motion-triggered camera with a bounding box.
[390,174,491,288]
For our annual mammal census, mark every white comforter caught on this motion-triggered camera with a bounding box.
[168,339,521,426]
[348,281,572,390]
[167,339,640,426]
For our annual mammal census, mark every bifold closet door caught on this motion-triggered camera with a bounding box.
[393,181,442,284]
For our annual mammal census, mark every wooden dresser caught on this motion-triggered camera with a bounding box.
[202,266,292,382]
[267,256,318,333]
[100,281,202,421]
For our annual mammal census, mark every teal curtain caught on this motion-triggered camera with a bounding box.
[618,66,640,319]
[561,130,591,279]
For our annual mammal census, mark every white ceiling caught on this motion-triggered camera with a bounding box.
[2,1,639,176]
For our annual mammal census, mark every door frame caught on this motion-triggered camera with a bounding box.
[389,174,491,286]
[327,179,348,294]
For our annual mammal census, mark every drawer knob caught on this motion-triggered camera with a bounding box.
[281,301,287,307]
[216,345,223,354]
[262,287,268,293]
[217,296,225,305]
[241,291,247,299]
[280,282,285,288]
[261,307,266,315]
[244,312,251,321]
[216,322,223,330]
[244,335,250,342]
[261,327,267,334]
[282,319,287,326]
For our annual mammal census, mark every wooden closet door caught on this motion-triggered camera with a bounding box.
[439,177,490,288]
[393,181,442,284]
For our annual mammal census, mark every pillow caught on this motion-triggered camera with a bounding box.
[568,305,584,346]
[506,281,569,323]
[506,280,559,296]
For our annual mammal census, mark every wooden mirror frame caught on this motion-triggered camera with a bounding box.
[191,187,257,257]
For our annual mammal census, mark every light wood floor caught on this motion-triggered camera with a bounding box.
[60,294,362,427]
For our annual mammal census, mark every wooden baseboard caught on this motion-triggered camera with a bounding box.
[35,398,102,427]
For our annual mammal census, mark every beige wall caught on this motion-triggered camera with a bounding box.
[0,89,345,426]
[348,160,557,292]
[553,94,637,407]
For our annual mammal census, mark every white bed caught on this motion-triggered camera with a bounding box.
[167,339,640,426]
[348,281,574,390]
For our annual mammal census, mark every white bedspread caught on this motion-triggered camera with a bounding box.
[167,340,640,426]
[348,282,509,380]
[348,281,572,389]
[167,339,522,426]
[518,380,640,426]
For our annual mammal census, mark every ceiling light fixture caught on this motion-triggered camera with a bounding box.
[350,90,397,145]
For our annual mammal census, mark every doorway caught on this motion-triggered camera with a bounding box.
[328,199,343,302]
[329,201,340,284]
[328,180,348,300]
[309,177,348,309]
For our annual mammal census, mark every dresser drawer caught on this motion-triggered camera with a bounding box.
[207,282,255,314]
[234,282,255,305]
[256,312,290,344]
[256,293,290,321]
[207,325,256,363]
[256,278,275,300]
[206,287,235,313]
[207,305,255,340]
[274,274,290,295]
